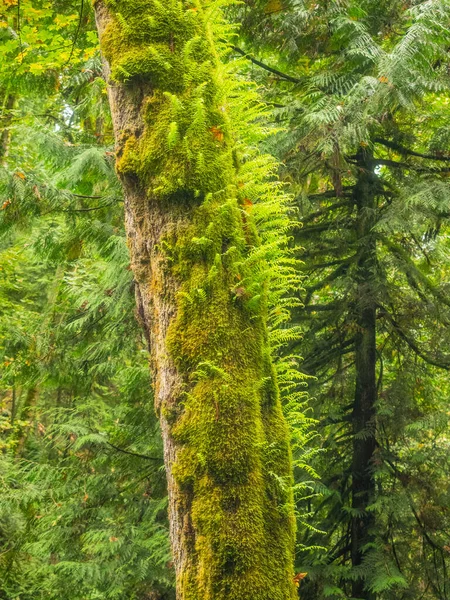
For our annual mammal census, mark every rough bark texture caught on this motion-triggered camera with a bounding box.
[93,1,296,599]
[351,157,377,600]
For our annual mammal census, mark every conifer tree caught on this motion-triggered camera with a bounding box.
[233,0,450,598]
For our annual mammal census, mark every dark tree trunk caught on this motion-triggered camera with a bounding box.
[351,154,377,600]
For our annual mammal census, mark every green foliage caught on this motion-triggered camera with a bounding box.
[233,0,450,598]
[0,209,174,599]
[5,0,450,599]
[96,0,317,597]
[0,42,173,598]
[0,1,314,599]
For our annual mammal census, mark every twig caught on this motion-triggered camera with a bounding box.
[64,0,84,67]
[107,441,163,462]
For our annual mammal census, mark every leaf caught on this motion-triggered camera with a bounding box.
[209,126,224,141]
[293,572,307,587]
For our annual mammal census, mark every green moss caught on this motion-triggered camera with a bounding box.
[101,0,234,199]
[163,196,296,599]
[99,0,297,598]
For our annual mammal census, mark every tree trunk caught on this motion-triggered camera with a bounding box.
[93,2,296,599]
[0,94,15,165]
[351,155,377,600]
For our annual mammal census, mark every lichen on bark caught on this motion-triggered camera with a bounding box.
[94,0,297,598]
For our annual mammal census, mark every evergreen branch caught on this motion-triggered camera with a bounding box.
[383,464,440,592]
[299,199,352,225]
[229,45,302,84]
[321,360,355,385]
[328,543,352,564]
[379,308,450,370]
[296,218,354,235]
[62,202,116,212]
[107,441,163,462]
[302,257,356,272]
[410,233,432,266]
[301,337,355,373]
[380,237,450,309]
[384,456,446,554]
[370,158,412,169]
[372,158,450,173]
[304,188,354,201]
[390,530,404,576]
[304,259,355,302]
[301,303,342,312]
[36,113,75,141]
[374,137,450,162]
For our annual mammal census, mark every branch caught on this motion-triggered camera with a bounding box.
[379,308,450,370]
[299,199,352,225]
[374,137,450,162]
[64,0,85,67]
[301,337,355,373]
[410,233,432,266]
[304,261,353,303]
[62,202,116,212]
[304,187,355,201]
[384,456,446,554]
[230,45,302,84]
[371,157,450,174]
[296,218,354,235]
[107,441,163,462]
[301,302,342,312]
[380,237,450,309]
[370,158,411,169]
[302,257,355,272]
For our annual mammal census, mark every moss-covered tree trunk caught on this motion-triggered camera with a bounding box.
[351,155,377,600]
[93,1,296,599]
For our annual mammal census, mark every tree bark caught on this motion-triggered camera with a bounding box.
[351,155,377,600]
[93,1,296,599]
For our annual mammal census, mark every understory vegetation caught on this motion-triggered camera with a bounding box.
[1,1,449,599]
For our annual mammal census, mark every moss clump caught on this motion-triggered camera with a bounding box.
[100,0,297,598]
[165,195,295,599]
[101,0,234,199]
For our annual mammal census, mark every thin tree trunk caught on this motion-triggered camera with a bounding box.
[93,2,296,599]
[14,387,39,456]
[351,155,377,600]
[11,386,16,424]
[0,94,15,165]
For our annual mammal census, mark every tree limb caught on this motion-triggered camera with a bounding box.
[230,45,302,84]
[374,137,450,162]
[379,307,450,370]
[107,441,163,462]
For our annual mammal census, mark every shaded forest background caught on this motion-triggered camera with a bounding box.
[1,0,450,599]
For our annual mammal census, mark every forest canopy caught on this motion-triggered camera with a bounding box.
[0,1,450,600]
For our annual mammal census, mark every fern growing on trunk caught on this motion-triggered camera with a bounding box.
[93,0,304,598]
